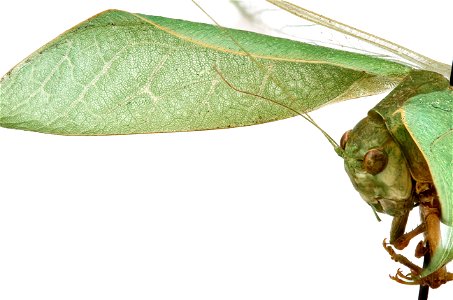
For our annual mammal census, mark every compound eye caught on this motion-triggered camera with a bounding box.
[340,130,352,150]
[363,149,388,175]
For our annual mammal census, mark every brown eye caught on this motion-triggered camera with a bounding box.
[363,149,388,175]
[340,130,351,150]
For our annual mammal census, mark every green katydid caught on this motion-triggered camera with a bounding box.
[0,0,448,300]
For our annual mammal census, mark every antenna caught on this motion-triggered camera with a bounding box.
[191,0,343,156]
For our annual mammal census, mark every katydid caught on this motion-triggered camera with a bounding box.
[0,1,451,299]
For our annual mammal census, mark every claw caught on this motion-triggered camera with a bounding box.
[396,269,415,281]
[389,269,420,285]
[383,239,453,288]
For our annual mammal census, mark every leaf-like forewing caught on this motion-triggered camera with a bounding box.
[403,90,453,276]
[0,10,411,135]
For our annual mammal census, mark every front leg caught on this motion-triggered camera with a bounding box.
[384,197,453,288]
[383,239,422,275]
[389,211,410,244]
[389,210,425,250]
[392,223,425,250]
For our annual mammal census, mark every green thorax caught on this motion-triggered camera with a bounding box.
[371,70,450,182]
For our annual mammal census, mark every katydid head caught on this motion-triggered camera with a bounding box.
[340,113,413,216]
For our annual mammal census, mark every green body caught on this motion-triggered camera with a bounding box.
[343,70,452,276]
[0,10,451,280]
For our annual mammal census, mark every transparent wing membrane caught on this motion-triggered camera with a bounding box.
[266,0,451,79]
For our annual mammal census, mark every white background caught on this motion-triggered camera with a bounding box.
[0,1,451,299]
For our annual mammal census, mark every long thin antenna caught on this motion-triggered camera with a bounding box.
[213,66,340,153]
[267,0,451,79]
[191,0,342,154]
